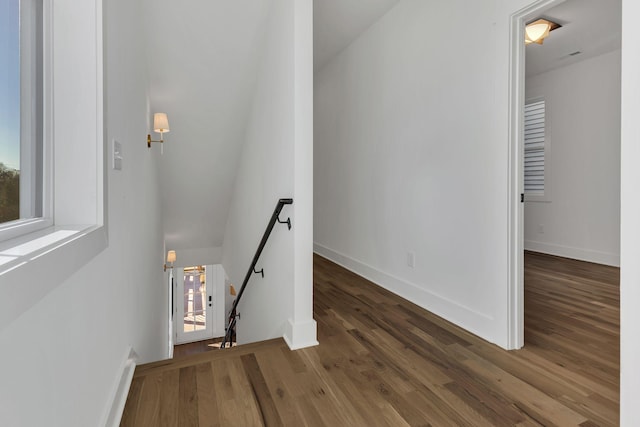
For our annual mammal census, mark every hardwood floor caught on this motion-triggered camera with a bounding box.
[173,338,224,358]
[121,252,619,426]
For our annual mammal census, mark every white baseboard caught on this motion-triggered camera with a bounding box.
[283,318,319,350]
[101,347,138,427]
[524,240,620,267]
[313,243,502,348]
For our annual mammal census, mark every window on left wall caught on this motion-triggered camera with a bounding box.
[0,0,47,241]
[0,0,107,328]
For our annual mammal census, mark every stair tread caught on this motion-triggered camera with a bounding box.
[134,337,286,377]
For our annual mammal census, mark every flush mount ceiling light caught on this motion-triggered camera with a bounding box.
[525,18,561,45]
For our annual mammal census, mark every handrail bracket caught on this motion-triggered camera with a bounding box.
[277,216,292,230]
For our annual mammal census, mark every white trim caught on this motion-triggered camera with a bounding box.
[0,218,53,243]
[620,1,640,421]
[283,318,318,350]
[507,5,525,351]
[19,0,40,222]
[1,0,52,243]
[101,347,138,427]
[213,264,226,338]
[0,0,108,331]
[167,268,174,359]
[291,0,317,350]
[0,225,106,332]
[41,0,54,225]
[95,0,106,228]
[507,0,567,351]
[524,241,620,267]
[314,243,498,345]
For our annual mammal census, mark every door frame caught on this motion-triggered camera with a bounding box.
[167,268,174,358]
[507,0,566,349]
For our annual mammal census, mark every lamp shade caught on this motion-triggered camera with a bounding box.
[154,113,170,134]
[166,250,176,263]
[525,21,551,44]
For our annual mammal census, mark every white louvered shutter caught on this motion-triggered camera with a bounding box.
[524,100,545,194]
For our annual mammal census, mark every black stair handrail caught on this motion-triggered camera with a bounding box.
[220,198,293,349]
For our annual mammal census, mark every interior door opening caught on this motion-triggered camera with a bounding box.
[510,0,622,348]
[173,263,226,346]
[175,265,213,344]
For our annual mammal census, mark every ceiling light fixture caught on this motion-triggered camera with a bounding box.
[147,113,170,148]
[525,18,561,45]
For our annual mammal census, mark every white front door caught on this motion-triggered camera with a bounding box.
[175,265,214,344]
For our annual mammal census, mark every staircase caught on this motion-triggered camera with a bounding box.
[121,338,288,426]
[220,198,293,348]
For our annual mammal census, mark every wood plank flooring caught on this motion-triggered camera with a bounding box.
[173,338,224,358]
[121,251,619,426]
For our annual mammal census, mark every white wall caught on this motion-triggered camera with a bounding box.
[620,0,640,423]
[524,49,621,266]
[172,246,222,267]
[0,0,167,425]
[315,0,513,347]
[209,264,226,338]
[314,0,640,423]
[222,0,316,349]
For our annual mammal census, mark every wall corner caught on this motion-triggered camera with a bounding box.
[283,318,318,350]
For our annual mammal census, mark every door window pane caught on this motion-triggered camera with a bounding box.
[183,266,207,333]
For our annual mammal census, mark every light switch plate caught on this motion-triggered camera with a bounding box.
[113,139,122,170]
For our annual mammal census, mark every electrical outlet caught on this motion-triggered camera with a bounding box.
[538,224,544,234]
[407,252,415,268]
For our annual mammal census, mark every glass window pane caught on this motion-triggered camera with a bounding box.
[0,0,21,223]
[181,266,207,334]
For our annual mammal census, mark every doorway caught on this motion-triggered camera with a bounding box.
[508,0,622,348]
[174,264,226,344]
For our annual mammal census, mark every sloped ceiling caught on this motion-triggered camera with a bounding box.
[314,0,400,71]
[144,0,272,251]
[145,0,402,252]
[145,0,619,253]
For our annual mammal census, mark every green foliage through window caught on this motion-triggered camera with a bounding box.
[0,163,20,223]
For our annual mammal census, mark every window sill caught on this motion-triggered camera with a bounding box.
[0,224,107,332]
[0,218,54,243]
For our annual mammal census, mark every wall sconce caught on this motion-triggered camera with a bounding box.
[147,113,170,148]
[164,250,176,272]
